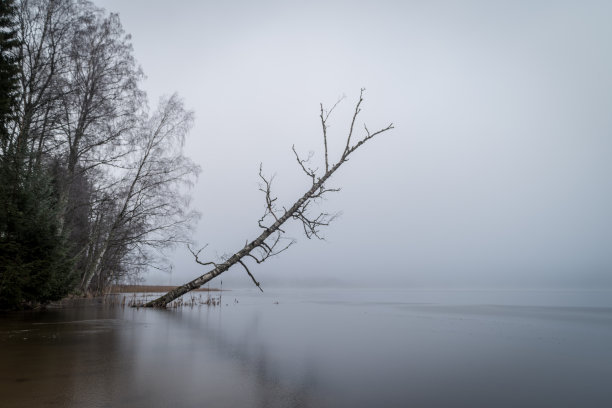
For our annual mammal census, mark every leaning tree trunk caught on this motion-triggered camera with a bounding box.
[144,89,393,308]
[145,161,342,307]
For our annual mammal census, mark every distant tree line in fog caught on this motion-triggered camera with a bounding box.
[0,0,199,309]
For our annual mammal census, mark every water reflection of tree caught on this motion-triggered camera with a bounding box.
[165,307,326,408]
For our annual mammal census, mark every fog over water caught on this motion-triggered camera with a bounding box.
[96,0,612,289]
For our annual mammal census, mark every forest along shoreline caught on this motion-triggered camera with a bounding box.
[0,0,200,310]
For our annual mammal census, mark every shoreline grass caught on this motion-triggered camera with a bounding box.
[110,285,222,293]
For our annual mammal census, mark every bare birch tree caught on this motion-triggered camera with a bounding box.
[12,0,74,166]
[79,94,200,293]
[145,89,393,307]
[58,4,143,179]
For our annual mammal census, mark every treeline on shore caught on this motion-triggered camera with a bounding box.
[0,0,199,309]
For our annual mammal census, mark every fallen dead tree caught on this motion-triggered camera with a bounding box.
[144,89,393,307]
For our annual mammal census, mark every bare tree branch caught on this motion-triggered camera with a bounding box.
[344,88,364,157]
[187,244,219,268]
[292,144,317,184]
[238,260,263,292]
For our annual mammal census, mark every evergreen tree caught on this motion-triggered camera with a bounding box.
[0,0,75,309]
[0,0,19,144]
[0,167,76,308]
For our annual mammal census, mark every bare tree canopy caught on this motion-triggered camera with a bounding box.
[78,94,200,292]
[145,89,393,307]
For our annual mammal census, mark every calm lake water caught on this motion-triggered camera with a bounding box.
[1,288,611,407]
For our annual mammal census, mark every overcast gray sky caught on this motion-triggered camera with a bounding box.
[96,0,612,289]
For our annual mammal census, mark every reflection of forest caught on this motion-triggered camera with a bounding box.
[0,301,329,407]
[0,304,125,407]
